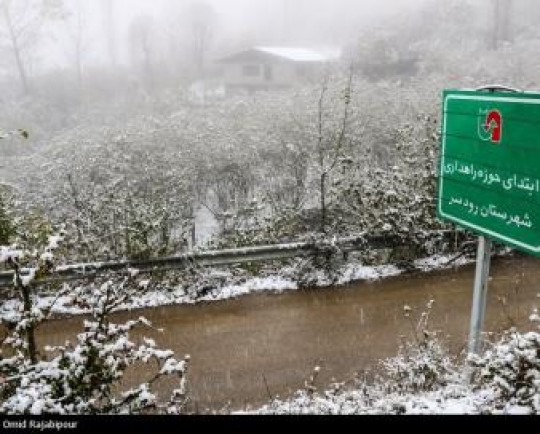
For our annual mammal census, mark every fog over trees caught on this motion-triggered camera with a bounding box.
[1,0,540,417]
[1,0,539,261]
[1,0,539,263]
[1,0,532,90]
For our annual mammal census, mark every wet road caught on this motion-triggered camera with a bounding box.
[36,255,540,412]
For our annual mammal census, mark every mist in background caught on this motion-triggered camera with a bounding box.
[0,0,466,84]
[0,0,539,137]
[1,0,540,263]
[37,0,430,67]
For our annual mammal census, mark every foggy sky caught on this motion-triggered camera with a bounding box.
[39,0,433,71]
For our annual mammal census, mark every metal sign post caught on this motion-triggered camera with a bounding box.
[468,236,492,354]
[467,87,504,355]
[468,86,496,356]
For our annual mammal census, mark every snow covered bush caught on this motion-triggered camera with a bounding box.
[0,194,15,245]
[1,230,191,414]
[286,234,347,289]
[0,127,26,245]
[470,311,540,414]
[0,277,190,415]
[6,71,464,264]
[380,301,457,394]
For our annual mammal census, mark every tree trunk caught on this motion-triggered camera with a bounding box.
[2,3,29,95]
[101,0,117,66]
[75,4,84,95]
[124,205,131,258]
[492,0,513,49]
[320,173,327,234]
[12,261,37,364]
[112,211,118,257]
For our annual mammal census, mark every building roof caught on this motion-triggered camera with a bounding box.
[255,47,341,62]
[218,46,341,64]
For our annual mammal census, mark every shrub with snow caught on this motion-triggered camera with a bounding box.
[0,194,15,245]
[0,278,190,415]
[380,301,457,394]
[1,230,190,415]
[470,311,540,414]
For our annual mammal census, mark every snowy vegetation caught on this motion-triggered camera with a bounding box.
[2,74,451,262]
[6,0,538,267]
[4,2,538,269]
[0,240,190,415]
[1,296,190,414]
[470,311,540,413]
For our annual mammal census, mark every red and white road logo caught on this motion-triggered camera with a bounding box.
[478,109,503,143]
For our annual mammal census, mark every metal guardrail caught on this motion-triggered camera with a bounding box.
[0,232,459,288]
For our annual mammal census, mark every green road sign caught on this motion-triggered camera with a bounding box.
[438,89,540,255]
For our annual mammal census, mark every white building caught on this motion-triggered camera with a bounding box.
[216,46,341,94]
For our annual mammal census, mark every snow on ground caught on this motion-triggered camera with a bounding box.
[243,384,501,415]
[0,254,472,321]
[414,253,475,272]
[0,275,300,321]
[201,276,298,301]
[337,264,402,284]
[244,374,535,415]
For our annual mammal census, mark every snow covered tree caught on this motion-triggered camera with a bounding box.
[314,68,354,233]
